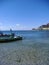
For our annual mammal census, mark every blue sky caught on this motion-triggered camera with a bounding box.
[0,0,49,30]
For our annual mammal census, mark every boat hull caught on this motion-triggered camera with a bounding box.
[0,36,22,43]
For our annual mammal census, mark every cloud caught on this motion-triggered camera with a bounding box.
[0,22,3,30]
[0,22,2,25]
[0,23,28,30]
[16,24,20,27]
[16,24,27,30]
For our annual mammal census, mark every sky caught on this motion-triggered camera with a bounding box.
[0,0,49,30]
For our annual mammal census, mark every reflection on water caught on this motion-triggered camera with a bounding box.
[0,30,49,65]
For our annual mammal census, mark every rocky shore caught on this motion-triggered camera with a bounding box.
[32,23,49,30]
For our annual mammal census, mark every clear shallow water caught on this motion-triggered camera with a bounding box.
[0,30,49,65]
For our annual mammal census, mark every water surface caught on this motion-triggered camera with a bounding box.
[0,30,49,65]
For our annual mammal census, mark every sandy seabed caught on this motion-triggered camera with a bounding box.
[0,43,49,65]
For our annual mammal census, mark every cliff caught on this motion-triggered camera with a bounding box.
[38,23,49,30]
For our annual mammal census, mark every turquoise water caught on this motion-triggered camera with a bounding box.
[0,30,49,65]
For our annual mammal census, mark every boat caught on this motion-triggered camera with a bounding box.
[0,30,22,43]
[0,36,22,43]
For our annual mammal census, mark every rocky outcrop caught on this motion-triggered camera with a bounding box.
[38,23,49,30]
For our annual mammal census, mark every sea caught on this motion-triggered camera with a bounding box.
[0,30,49,65]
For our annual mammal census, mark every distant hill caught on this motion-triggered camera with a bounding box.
[32,23,49,30]
[38,23,49,30]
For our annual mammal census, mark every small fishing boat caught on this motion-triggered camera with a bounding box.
[0,30,22,43]
[0,36,22,43]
